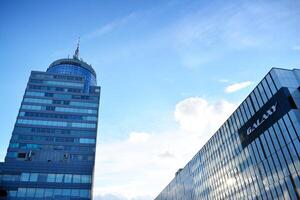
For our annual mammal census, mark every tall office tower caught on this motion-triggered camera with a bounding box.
[156,68,300,200]
[0,46,100,200]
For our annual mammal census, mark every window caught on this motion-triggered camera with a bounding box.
[81,175,91,183]
[266,74,277,94]
[73,175,81,183]
[62,189,71,196]
[53,93,71,99]
[46,106,55,111]
[29,173,38,182]
[79,138,96,144]
[6,152,17,158]
[83,116,97,121]
[258,83,268,104]
[70,101,98,107]
[35,188,44,198]
[47,174,55,182]
[20,173,30,182]
[2,175,19,182]
[38,173,47,182]
[45,80,83,87]
[21,104,42,110]
[250,92,259,112]
[254,88,263,108]
[17,119,68,127]
[31,73,53,79]
[55,174,63,182]
[17,188,26,197]
[25,91,45,97]
[9,143,19,148]
[18,152,27,159]
[19,112,25,116]
[55,106,97,114]
[261,79,272,99]
[23,98,52,104]
[71,189,80,197]
[72,123,96,128]
[53,100,70,105]
[45,93,53,97]
[44,189,54,197]
[26,188,35,197]
[64,174,72,183]
[9,191,17,197]
[53,189,62,196]
[80,190,90,198]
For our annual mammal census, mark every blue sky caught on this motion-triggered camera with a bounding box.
[1,0,300,199]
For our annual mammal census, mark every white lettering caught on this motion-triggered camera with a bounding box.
[246,102,277,135]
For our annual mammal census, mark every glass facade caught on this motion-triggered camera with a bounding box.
[47,58,97,92]
[0,56,100,200]
[155,68,300,200]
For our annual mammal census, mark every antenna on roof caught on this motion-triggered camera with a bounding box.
[73,37,80,59]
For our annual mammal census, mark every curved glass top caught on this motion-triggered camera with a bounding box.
[47,58,97,92]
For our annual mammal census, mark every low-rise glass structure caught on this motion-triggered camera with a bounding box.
[0,48,100,200]
[156,68,300,200]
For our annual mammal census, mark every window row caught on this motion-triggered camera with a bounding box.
[28,84,82,93]
[79,138,96,144]
[11,134,96,144]
[22,173,91,183]
[9,143,40,149]
[6,151,94,161]
[24,96,99,109]
[9,142,95,151]
[31,73,84,81]
[21,104,97,114]
[1,173,92,184]
[47,64,96,87]
[13,127,95,136]
[28,84,99,101]
[17,119,67,127]
[17,119,96,128]
[19,111,97,121]
[30,79,84,87]
[55,106,97,114]
[9,187,90,198]
[23,97,52,104]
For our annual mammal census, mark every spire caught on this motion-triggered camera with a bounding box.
[73,37,80,59]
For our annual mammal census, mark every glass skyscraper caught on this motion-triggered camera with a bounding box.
[156,68,300,200]
[0,47,100,200]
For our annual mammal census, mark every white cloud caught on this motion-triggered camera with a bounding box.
[93,97,236,199]
[128,132,151,143]
[225,81,252,93]
[218,79,229,83]
[94,194,127,200]
[158,150,174,158]
[84,12,137,40]
[175,97,235,135]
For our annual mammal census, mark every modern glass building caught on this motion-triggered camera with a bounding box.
[0,47,100,200]
[155,68,300,200]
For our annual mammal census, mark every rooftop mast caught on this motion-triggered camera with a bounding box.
[73,37,80,59]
